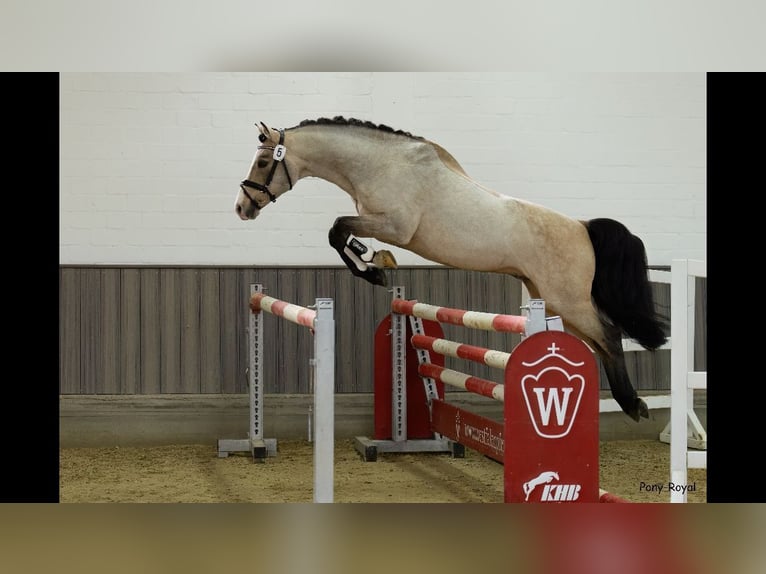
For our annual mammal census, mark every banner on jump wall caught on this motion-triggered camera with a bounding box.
[504,331,599,503]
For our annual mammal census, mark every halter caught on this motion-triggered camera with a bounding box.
[240,128,293,209]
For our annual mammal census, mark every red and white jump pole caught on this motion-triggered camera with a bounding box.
[411,334,511,370]
[391,298,530,333]
[250,292,317,329]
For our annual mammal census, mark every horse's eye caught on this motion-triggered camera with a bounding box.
[257,158,269,168]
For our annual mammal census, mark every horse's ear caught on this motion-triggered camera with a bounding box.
[256,121,271,142]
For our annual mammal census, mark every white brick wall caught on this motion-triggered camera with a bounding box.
[60,73,706,266]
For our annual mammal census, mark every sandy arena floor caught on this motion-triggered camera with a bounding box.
[59,439,706,503]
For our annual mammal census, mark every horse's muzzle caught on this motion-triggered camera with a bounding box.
[235,200,258,221]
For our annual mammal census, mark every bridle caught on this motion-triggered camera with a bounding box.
[240,127,293,209]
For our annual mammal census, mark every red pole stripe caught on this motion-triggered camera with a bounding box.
[491,314,527,332]
[434,307,468,326]
[250,293,265,313]
[390,299,418,316]
[598,489,630,503]
[270,299,289,316]
[418,363,504,402]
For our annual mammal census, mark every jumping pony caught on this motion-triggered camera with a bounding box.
[234,117,667,422]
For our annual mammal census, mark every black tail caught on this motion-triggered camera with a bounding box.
[585,218,667,349]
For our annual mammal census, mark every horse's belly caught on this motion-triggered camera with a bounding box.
[405,228,516,272]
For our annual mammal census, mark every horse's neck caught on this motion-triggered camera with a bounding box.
[290,128,405,196]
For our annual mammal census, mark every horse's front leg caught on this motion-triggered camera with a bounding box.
[328,215,400,287]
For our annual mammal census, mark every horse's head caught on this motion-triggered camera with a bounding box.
[235,122,294,220]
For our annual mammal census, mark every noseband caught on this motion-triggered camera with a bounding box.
[240,128,293,209]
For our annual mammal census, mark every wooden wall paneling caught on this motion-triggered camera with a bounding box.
[219,269,241,394]
[407,267,432,305]
[180,268,201,393]
[80,269,103,394]
[296,268,318,395]
[59,268,81,394]
[334,268,356,393]
[348,280,371,393]
[276,268,300,393]
[315,268,337,302]
[140,268,161,393]
[232,268,250,394]
[100,269,121,393]
[427,268,450,314]
[371,270,391,324]
[120,269,141,394]
[159,269,182,393]
[694,277,706,372]
[58,266,704,396]
[199,268,222,393]
[446,269,469,320]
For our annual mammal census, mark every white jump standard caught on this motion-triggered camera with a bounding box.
[217,284,277,462]
[217,285,336,503]
[668,259,707,503]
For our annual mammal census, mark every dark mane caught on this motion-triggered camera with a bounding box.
[292,116,423,140]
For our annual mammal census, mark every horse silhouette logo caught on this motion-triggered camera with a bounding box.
[523,471,559,501]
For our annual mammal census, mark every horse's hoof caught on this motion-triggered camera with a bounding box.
[372,250,398,269]
[354,267,388,287]
[364,267,388,287]
[628,398,649,422]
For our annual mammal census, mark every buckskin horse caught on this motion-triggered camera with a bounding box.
[234,116,667,422]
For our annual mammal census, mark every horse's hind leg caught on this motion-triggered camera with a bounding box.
[529,277,648,422]
[595,324,649,422]
[566,313,648,422]
[329,216,398,287]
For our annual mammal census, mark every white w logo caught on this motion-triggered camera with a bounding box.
[532,387,573,426]
[521,367,585,439]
